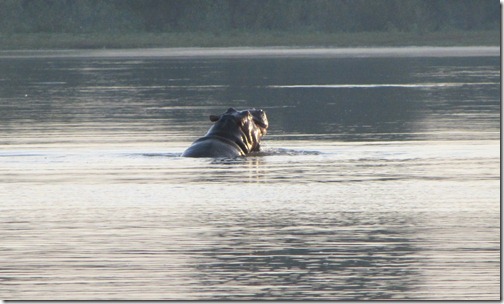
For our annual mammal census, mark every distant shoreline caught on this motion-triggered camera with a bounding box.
[0,30,499,50]
[0,46,499,59]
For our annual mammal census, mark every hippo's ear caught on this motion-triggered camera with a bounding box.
[209,114,220,122]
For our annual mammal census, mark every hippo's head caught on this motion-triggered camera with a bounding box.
[208,108,268,154]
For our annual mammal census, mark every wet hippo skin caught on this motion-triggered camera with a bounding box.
[182,108,268,158]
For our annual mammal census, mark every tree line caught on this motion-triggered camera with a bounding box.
[0,0,499,34]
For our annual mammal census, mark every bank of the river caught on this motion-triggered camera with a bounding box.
[0,30,499,50]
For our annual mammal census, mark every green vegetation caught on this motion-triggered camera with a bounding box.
[0,30,499,50]
[0,0,499,49]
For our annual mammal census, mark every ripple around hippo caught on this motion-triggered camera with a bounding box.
[249,148,321,157]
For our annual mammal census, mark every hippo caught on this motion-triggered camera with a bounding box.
[182,108,268,158]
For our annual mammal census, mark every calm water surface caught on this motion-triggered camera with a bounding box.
[0,47,500,300]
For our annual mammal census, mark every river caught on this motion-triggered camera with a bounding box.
[0,47,500,300]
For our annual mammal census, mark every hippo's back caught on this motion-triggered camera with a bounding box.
[181,138,243,158]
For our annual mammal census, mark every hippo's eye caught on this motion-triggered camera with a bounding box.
[238,110,250,118]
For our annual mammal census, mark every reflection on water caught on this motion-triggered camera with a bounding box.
[0,48,500,300]
[191,209,422,300]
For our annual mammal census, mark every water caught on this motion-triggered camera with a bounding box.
[0,47,500,300]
